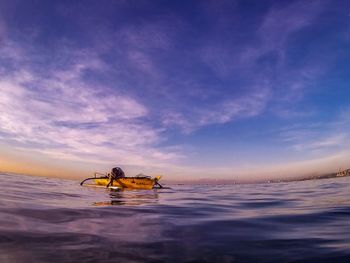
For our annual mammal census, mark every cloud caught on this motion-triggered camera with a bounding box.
[127,50,157,77]
[117,20,176,51]
[161,87,270,133]
[49,0,328,135]
[0,39,183,167]
[199,88,270,125]
[193,0,330,128]
[259,1,326,51]
[277,108,350,154]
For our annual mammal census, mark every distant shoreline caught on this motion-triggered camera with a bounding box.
[159,172,350,185]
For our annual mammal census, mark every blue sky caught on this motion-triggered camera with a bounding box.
[0,0,349,180]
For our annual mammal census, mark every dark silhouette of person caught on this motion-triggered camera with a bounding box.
[107,167,125,187]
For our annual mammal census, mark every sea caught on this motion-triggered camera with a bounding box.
[1,173,350,263]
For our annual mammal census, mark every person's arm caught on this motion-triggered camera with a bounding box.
[106,173,113,187]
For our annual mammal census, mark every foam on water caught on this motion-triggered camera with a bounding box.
[1,173,350,262]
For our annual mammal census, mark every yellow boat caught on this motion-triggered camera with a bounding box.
[80,172,162,190]
[95,176,161,190]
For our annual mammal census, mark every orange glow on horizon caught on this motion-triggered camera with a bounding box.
[0,155,86,179]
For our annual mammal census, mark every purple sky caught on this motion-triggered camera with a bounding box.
[0,0,350,180]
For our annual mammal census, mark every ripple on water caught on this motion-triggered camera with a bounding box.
[1,173,350,262]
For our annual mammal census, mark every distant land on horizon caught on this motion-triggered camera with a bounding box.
[163,171,349,185]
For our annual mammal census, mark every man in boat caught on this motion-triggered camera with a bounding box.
[107,167,125,187]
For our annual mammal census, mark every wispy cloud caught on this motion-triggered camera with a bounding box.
[277,108,350,154]
[0,40,183,167]
[79,0,330,134]
[193,0,329,127]
[161,88,271,133]
[259,1,326,52]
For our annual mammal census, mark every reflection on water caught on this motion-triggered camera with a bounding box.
[1,173,350,262]
[93,190,159,206]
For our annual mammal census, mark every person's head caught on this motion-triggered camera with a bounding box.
[111,167,124,178]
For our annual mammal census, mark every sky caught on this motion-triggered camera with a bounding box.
[0,0,350,181]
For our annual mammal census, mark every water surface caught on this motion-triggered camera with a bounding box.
[1,173,350,262]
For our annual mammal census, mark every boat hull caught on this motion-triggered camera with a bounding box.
[95,177,156,190]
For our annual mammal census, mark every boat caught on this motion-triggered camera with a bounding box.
[336,169,350,177]
[80,172,163,190]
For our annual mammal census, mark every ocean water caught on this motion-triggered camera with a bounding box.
[1,173,350,262]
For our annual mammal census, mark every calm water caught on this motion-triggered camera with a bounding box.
[1,173,350,262]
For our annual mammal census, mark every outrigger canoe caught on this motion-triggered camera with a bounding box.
[80,172,163,190]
